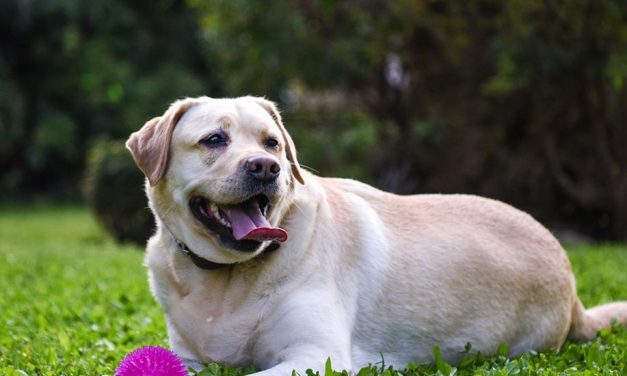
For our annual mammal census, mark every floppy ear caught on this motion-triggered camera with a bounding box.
[251,97,305,185]
[126,99,194,187]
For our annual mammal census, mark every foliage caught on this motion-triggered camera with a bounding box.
[83,139,153,245]
[0,205,626,375]
[192,0,627,240]
[2,0,627,241]
[0,0,219,198]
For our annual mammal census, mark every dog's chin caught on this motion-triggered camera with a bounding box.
[188,194,286,253]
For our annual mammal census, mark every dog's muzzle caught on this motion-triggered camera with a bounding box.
[189,194,287,252]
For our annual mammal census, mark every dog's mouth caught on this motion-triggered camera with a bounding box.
[189,195,287,252]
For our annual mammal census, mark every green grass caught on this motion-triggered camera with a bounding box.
[0,205,625,375]
[0,205,166,375]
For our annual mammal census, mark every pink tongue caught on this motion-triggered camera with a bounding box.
[222,200,287,242]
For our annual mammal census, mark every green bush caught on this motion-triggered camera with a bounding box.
[83,139,153,245]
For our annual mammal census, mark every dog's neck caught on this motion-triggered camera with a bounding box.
[155,213,281,270]
[172,236,280,270]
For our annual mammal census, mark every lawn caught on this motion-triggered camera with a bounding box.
[0,205,625,375]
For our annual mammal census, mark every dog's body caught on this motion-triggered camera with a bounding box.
[127,96,627,375]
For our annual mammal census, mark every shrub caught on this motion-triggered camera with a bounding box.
[83,139,153,245]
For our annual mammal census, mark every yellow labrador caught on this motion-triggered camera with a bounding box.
[126,96,627,375]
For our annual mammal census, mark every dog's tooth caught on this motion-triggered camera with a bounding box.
[210,203,220,218]
[220,217,232,228]
[211,205,229,227]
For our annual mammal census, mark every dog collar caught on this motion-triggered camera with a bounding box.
[174,239,281,270]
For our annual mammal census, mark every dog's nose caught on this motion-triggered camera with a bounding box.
[245,156,281,182]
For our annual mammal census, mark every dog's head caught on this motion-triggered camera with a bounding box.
[127,96,305,263]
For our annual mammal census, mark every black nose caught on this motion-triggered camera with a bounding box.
[244,156,281,182]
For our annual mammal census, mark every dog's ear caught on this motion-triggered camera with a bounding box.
[251,97,305,185]
[126,99,194,187]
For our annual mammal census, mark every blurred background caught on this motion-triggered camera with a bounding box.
[1,0,626,243]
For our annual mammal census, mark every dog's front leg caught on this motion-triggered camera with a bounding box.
[250,294,353,376]
[250,346,342,376]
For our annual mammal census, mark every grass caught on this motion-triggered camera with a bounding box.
[0,205,625,375]
[0,205,166,375]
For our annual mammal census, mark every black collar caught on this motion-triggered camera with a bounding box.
[174,239,281,270]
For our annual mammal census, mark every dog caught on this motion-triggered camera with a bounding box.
[126,96,627,375]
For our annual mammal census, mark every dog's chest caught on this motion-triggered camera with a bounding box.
[165,270,271,366]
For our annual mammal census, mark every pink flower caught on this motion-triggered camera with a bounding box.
[115,346,188,376]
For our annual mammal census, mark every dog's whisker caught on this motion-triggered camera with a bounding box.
[294,162,319,174]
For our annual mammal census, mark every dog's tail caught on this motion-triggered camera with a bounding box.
[567,298,627,341]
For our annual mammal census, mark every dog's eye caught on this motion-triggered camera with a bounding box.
[265,137,279,148]
[201,133,228,148]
